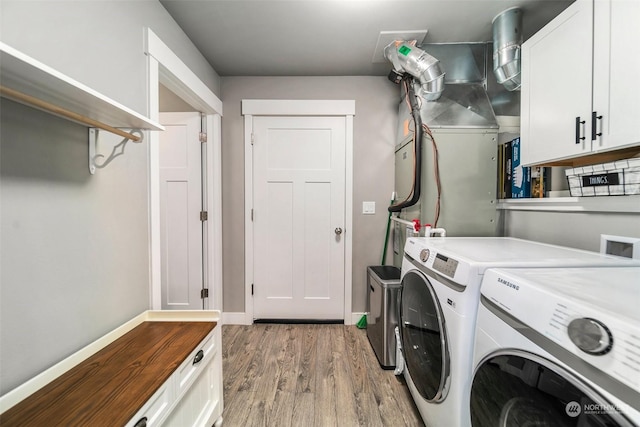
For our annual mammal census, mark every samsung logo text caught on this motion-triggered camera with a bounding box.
[498,277,519,291]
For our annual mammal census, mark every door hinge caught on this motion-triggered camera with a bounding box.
[251,284,254,295]
[201,288,209,299]
[200,211,208,221]
[251,209,254,221]
[199,132,208,143]
[251,133,255,145]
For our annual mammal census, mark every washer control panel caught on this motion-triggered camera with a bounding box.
[403,238,472,285]
[432,253,459,278]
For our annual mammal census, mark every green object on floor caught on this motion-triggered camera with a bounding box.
[356,314,367,329]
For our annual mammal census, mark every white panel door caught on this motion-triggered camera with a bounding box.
[159,112,204,310]
[253,116,346,320]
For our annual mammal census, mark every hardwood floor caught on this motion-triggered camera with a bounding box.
[221,324,424,427]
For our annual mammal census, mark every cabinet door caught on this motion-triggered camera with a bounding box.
[163,327,223,427]
[125,382,172,427]
[163,358,218,426]
[592,0,640,152]
[521,0,594,165]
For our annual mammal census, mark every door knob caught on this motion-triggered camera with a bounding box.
[335,227,343,235]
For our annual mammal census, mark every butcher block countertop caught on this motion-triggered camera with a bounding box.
[0,312,217,426]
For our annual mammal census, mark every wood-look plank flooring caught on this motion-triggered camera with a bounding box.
[221,324,424,427]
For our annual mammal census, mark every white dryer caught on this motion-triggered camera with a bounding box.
[471,267,640,426]
[398,237,640,427]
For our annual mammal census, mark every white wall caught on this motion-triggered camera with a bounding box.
[0,1,220,395]
[0,1,221,110]
[220,76,399,315]
[502,208,640,251]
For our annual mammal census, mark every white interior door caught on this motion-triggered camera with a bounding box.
[252,116,346,320]
[159,112,204,310]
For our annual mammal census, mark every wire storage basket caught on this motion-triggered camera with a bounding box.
[566,157,640,197]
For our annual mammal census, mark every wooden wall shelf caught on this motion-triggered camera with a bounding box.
[0,42,163,133]
[536,146,640,168]
[1,42,164,173]
[497,195,640,214]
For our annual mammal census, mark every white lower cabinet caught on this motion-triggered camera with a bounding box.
[127,382,172,427]
[176,329,216,395]
[164,353,220,427]
[126,326,223,427]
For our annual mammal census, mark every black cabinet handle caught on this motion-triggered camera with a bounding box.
[134,417,148,427]
[591,111,603,140]
[575,117,586,144]
[193,349,204,365]
[370,284,375,292]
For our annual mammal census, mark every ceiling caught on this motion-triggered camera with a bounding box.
[160,0,573,77]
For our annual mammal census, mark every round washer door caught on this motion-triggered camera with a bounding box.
[400,269,450,402]
[470,351,635,427]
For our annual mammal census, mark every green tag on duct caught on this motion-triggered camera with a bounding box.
[398,45,411,56]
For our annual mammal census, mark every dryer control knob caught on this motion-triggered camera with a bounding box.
[567,318,613,355]
[420,249,430,262]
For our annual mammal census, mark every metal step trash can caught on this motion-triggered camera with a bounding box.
[366,265,402,369]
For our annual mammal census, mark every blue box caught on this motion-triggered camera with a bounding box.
[511,138,531,198]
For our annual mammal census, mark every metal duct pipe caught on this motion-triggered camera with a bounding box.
[403,46,445,101]
[492,7,523,91]
[384,42,445,101]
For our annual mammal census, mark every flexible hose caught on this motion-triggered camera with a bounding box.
[389,79,423,213]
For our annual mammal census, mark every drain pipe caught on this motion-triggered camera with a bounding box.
[389,78,423,213]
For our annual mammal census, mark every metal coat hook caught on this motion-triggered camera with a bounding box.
[89,128,143,174]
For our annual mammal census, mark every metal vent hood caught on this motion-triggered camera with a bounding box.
[416,83,498,128]
[410,43,498,129]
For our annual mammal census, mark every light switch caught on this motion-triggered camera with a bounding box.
[362,201,376,215]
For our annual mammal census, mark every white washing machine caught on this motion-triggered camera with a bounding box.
[471,267,640,426]
[398,237,640,427]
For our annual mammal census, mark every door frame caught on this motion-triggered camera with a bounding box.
[145,28,224,311]
[242,99,355,324]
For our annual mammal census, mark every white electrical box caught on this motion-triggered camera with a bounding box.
[600,234,640,260]
[362,201,376,215]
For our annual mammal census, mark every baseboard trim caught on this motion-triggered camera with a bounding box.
[254,318,344,324]
[222,312,366,326]
[222,312,252,325]
[350,312,367,326]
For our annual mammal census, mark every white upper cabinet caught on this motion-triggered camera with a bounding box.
[521,0,640,166]
[592,0,640,151]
